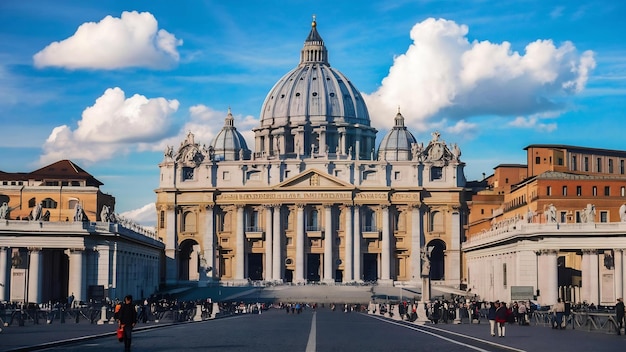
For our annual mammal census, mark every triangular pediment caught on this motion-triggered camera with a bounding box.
[275,169,355,190]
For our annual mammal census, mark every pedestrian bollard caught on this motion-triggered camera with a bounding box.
[60,308,65,323]
[98,306,108,325]
[75,310,80,323]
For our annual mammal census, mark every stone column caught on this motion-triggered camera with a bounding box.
[165,205,178,284]
[202,205,215,282]
[0,247,7,301]
[588,250,600,305]
[581,249,591,304]
[410,206,422,285]
[265,206,273,281]
[344,205,353,282]
[295,205,305,283]
[381,205,391,283]
[353,206,361,281]
[537,250,558,306]
[272,205,282,281]
[324,205,333,283]
[235,206,245,281]
[27,248,43,303]
[68,248,85,304]
[615,249,623,300]
[95,245,111,301]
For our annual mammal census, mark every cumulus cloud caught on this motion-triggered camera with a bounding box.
[40,87,179,164]
[508,113,558,132]
[364,18,595,133]
[33,11,182,70]
[120,202,156,228]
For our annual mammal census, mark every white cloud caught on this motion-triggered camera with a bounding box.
[119,202,156,228]
[33,11,182,70]
[40,87,179,164]
[508,114,558,132]
[364,18,595,132]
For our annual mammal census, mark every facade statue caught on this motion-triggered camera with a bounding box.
[527,208,534,223]
[581,204,595,223]
[452,143,461,161]
[31,202,43,221]
[620,204,626,222]
[0,202,8,220]
[421,246,433,277]
[73,203,83,222]
[545,204,557,223]
[100,205,110,222]
[164,145,174,160]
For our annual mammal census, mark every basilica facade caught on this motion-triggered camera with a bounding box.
[155,19,468,287]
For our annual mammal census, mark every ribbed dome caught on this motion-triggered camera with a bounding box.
[259,19,370,128]
[378,110,417,161]
[211,108,250,161]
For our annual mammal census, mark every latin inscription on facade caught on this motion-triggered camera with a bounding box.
[217,191,352,203]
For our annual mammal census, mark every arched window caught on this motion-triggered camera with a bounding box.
[68,198,79,210]
[429,211,444,232]
[427,239,446,280]
[183,211,196,232]
[307,209,319,231]
[28,197,36,208]
[362,207,376,232]
[42,197,57,209]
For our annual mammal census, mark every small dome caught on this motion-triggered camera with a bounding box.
[377,110,417,161]
[211,108,250,161]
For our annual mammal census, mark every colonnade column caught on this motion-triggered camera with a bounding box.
[410,206,421,285]
[67,248,85,304]
[381,205,391,283]
[580,249,591,304]
[344,205,353,282]
[0,247,7,301]
[272,205,282,281]
[353,206,361,281]
[589,250,599,305]
[324,205,333,283]
[265,206,273,281]
[537,250,558,306]
[235,206,245,281]
[203,205,215,282]
[27,248,42,303]
[615,249,623,301]
[165,205,178,284]
[295,205,305,282]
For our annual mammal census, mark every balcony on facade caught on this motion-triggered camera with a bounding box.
[306,225,324,238]
[362,225,380,239]
[245,226,264,239]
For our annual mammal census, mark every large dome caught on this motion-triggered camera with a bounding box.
[253,18,376,160]
[378,110,417,161]
[259,20,370,128]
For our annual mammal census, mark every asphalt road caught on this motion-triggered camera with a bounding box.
[24,307,623,352]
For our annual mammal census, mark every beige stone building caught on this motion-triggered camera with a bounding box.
[0,160,162,304]
[464,145,626,305]
[156,19,468,288]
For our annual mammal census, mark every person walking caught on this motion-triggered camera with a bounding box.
[616,298,625,335]
[117,295,138,352]
[495,301,508,337]
[488,301,498,336]
[551,298,565,329]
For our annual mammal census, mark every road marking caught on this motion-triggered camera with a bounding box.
[365,314,526,352]
[305,311,317,352]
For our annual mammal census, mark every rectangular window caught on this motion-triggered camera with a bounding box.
[584,157,589,172]
[575,211,581,223]
[593,186,597,196]
[572,156,577,171]
[562,186,567,196]
[547,186,552,196]
[560,212,567,223]
[394,171,401,180]
[535,156,541,164]
[622,186,625,197]
[576,186,582,196]
[558,157,563,166]
[600,211,608,223]
[622,160,625,174]
[605,186,611,196]
[597,157,602,172]
[609,159,614,173]
[431,167,443,180]
[503,264,507,287]
[222,171,230,180]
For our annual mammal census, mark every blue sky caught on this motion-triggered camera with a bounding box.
[0,1,624,225]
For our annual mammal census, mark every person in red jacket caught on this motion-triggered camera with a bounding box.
[495,301,508,337]
[117,295,138,352]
